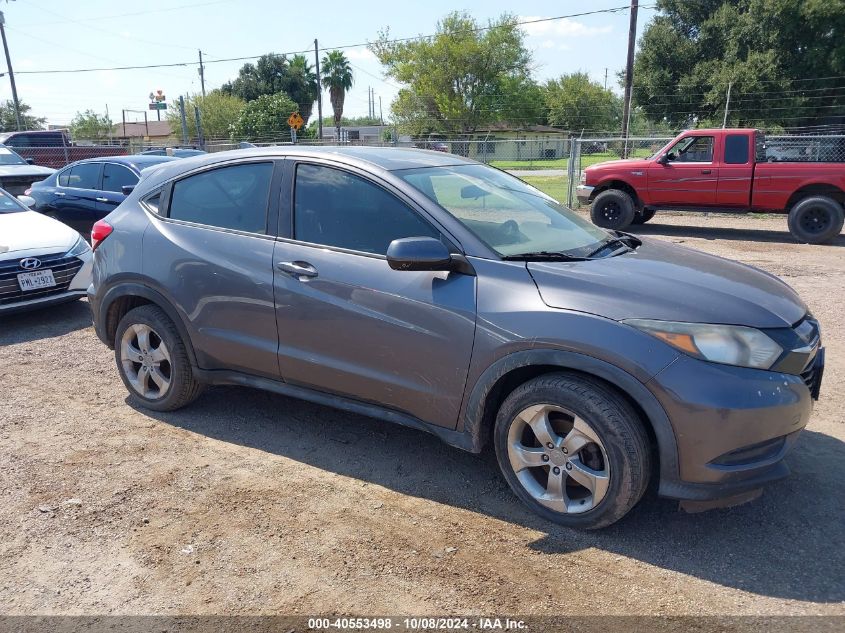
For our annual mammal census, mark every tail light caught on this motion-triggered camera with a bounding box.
[91,220,113,251]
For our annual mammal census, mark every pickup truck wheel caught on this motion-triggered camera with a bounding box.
[590,189,635,230]
[788,196,845,244]
[631,209,656,225]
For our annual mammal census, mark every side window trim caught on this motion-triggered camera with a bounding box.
[287,159,460,257]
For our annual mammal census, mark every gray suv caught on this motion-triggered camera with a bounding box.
[88,147,824,529]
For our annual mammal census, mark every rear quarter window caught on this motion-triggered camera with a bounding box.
[725,134,750,165]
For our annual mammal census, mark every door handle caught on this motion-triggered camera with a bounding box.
[95,197,109,202]
[276,260,318,280]
[55,192,65,197]
[701,169,712,174]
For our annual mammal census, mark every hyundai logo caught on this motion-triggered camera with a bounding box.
[19,257,42,270]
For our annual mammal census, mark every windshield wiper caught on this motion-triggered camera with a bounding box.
[585,233,641,259]
[502,251,588,261]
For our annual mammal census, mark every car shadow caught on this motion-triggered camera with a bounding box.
[0,299,92,345]
[628,221,845,246]
[136,385,845,604]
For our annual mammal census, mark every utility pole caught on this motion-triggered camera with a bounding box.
[722,81,733,128]
[106,104,112,142]
[0,11,22,131]
[621,0,639,157]
[198,49,206,97]
[179,95,189,145]
[379,96,383,126]
[314,39,323,140]
[604,68,608,91]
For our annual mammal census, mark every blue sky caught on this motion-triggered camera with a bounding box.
[1,0,657,129]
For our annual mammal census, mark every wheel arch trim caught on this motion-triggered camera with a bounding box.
[461,349,680,487]
[95,280,199,367]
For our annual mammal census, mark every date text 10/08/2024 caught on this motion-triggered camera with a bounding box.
[307,617,528,630]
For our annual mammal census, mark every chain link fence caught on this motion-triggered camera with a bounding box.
[6,132,845,211]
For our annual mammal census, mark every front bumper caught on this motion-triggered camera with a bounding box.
[650,352,822,502]
[575,185,594,205]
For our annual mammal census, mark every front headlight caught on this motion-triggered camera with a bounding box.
[624,319,783,370]
[66,235,91,258]
[580,171,587,184]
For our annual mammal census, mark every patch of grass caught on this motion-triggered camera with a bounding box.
[490,148,655,171]
[489,157,569,170]
[520,175,571,204]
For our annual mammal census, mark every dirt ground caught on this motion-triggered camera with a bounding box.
[0,212,843,617]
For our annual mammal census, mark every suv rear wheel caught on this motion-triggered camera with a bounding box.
[494,373,651,529]
[114,305,204,411]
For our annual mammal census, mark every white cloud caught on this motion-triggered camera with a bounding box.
[345,48,377,62]
[519,16,613,38]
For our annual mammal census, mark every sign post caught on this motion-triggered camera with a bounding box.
[148,90,167,121]
[287,111,304,144]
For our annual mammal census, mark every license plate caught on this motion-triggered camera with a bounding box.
[17,269,56,291]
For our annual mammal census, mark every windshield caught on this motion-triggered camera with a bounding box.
[396,164,612,257]
[0,189,28,214]
[0,145,27,166]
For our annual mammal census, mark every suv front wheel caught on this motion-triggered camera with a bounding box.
[494,373,651,529]
[114,305,204,411]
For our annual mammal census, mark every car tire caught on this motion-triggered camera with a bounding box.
[114,304,204,411]
[590,189,636,230]
[494,372,651,530]
[631,209,656,225]
[788,196,845,244]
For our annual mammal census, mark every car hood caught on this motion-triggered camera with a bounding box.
[0,210,78,256]
[527,238,806,329]
[0,164,55,177]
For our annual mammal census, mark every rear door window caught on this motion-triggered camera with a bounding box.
[168,162,273,234]
[102,163,138,193]
[67,163,102,189]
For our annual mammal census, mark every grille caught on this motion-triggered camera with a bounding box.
[0,252,84,306]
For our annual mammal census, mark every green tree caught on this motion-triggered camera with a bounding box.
[167,91,245,140]
[543,73,621,133]
[633,0,845,128]
[320,50,353,138]
[0,100,45,132]
[370,12,533,134]
[229,92,299,141]
[69,109,113,140]
[221,53,318,124]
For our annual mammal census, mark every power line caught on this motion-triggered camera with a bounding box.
[15,7,644,76]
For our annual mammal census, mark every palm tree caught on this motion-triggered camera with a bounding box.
[288,54,318,124]
[320,50,353,141]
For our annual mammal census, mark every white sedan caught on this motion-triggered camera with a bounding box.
[0,189,92,314]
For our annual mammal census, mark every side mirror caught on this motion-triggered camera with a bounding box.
[387,237,455,272]
[657,153,669,165]
[17,195,35,208]
[25,157,35,165]
[121,185,135,196]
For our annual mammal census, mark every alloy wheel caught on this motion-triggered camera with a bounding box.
[120,323,172,400]
[506,403,611,514]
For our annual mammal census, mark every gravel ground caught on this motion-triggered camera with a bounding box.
[0,212,843,616]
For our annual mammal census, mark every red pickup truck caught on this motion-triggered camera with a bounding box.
[0,129,127,170]
[576,128,845,243]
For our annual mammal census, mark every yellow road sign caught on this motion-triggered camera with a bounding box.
[287,112,304,130]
